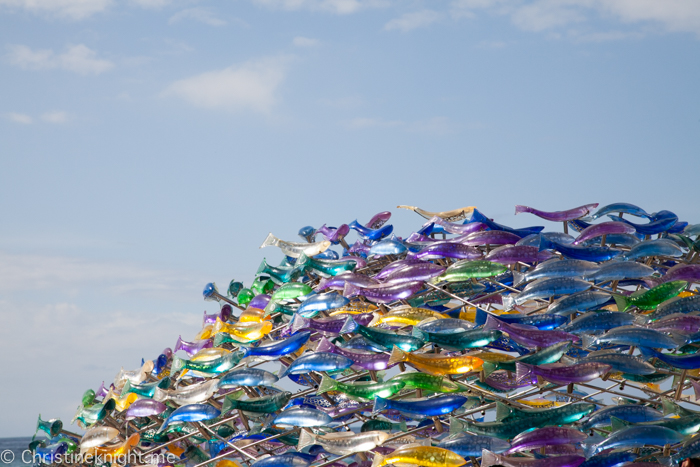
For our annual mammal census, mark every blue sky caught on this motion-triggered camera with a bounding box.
[1,0,699,436]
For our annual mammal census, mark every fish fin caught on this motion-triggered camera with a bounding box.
[152,387,167,402]
[669,331,689,347]
[315,336,334,353]
[610,416,631,432]
[495,402,513,422]
[343,282,360,298]
[339,316,358,334]
[482,362,498,378]
[373,397,390,414]
[256,259,268,276]
[387,346,408,366]
[316,277,330,291]
[637,346,656,360]
[278,362,290,379]
[122,380,132,394]
[580,334,596,350]
[691,379,700,401]
[633,314,649,325]
[316,374,338,395]
[480,449,498,467]
[515,362,534,383]
[411,326,426,340]
[514,205,530,215]
[474,308,488,327]
[511,271,526,287]
[174,335,184,353]
[371,452,384,467]
[221,395,237,414]
[645,383,661,393]
[171,355,184,374]
[297,429,316,451]
[449,416,465,434]
[502,295,516,310]
[612,293,630,311]
[398,421,408,432]
[260,233,278,249]
[290,314,308,334]
[482,314,500,331]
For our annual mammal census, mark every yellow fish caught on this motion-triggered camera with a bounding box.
[213,317,272,341]
[457,307,510,322]
[517,398,560,409]
[104,389,138,412]
[388,347,483,376]
[376,306,448,327]
[372,445,466,467]
[467,351,515,364]
[180,348,231,378]
[238,307,269,323]
[83,433,140,459]
[330,302,380,315]
[195,324,215,341]
[215,461,241,467]
[397,205,476,222]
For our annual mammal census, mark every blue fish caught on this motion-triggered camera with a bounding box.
[369,236,407,256]
[373,395,468,417]
[609,210,679,236]
[468,209,543,237]
[279,352,354,378]
[620,239,683,261]
[639,347,700,370]
[542,239,621,262]
[348,219,393,241]
[218,368,279,388]
[437,432,511,457]
[297,293,349,318]
[580,404,663,430]
[475,308,567,330]
[158,403,220,433]
[266,406,332,428]
[546,290,611,316]
[590,202,651,220]
[586,261,654,282]
[563,311,636,334]
[245,331,312,359]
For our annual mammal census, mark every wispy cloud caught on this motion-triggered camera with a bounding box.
[384,10,442,32]
[292,36,320,47]
[162,55,292,112]
[6,44,114,75]
[169,7,227,26]
[347,116,461,135]
[41,111,70,123]
[0,0,111,20]
[6,112,33,124]
[450,0,700,36]
[252,0,388,15]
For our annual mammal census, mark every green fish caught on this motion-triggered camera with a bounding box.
[612,280,687,311]
[432,260,508,283]
[72,399,116,426]
[483,341,571,375]
[408,282,488,307]
[354,323,424,352]
[620,372,672,384]
[413,327,503,350]
[296,253,357,277]
[222,391,292,414]
[122,377,171,398]
[496,401,596,425]
[81,389,95,407]
[257,258,301,284]
[171,351,244,375]
[390,372,464,393]
[317,374,405,401]
[251,276,275,296]
[237,288,255,306]
[361,418,408,433]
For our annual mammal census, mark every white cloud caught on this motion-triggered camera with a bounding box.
[169,7,227,26]
[130,0,170,8]
[7,112,33,124]
[0,0,110,19]
[292,36,320,47]
[6,44,114,75]
[41,111,70,123]
[384,9,442,32]
[162,56,292,112]
[252,0,388,15]
[450,0,700,36]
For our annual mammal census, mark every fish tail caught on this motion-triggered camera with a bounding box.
[297,428,316,451]
[691,379,700,401]
[349,220,360,229]
[481,449,498,467]
[221,395,238,414]
[511,270,525,287]
[256,259,268,275]
[449,416,466,434]
[260,233,278,249]
[495,402,513,421]
[343,282,360,298]
[411,326,426,340]
[612,293,630,311]
[122,380,132,395]
[398,421,408,432]
[373,396,390,414]
[482,361,498,378]
[316,277,330,291]
[171,355,185,373]
[387,346,408,366]
[278,361,290,379]
[580,334,596,350]
[291,315,308,334]
[637,346,656,360]
[174,335,184,353]
[515,362,533,383]
[339,316,358,334]
[501,295,516,310]
[296,253,310,267]
[317,374,338,395]
[371,451,385,467]
[482,314,502,332]
[212,333,226,348]
[514,205,531,216]
[610,415,631,432]
[315,336,334,353]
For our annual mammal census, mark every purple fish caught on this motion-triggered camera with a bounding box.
[508,426,587,454]
[405,232,440,243]
[646,263,700,287]
[516,361,611,385]
[348,241,371,256]
[571,221,636,245]
[484,316,579,349]
[316,273,380,291]
[483,370,537,391]
[485,245,542,265]
[174,335,213,357]
[649,314,700,333]
[382,262,445,284]
[248,294,271,310]
[124,399,167,420]
[459,230,522,246]
[317,224,350,244]
[410,242,483,260]
[203,305,233,325]
[316,336,391,371]
[343,281,424,303]
[291,313,373,335]
[375,259,425,280]
[366,211,392,230]
[514,203,599,222]
[95,381,112,398]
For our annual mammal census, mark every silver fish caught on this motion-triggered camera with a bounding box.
[260,233,331,258]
